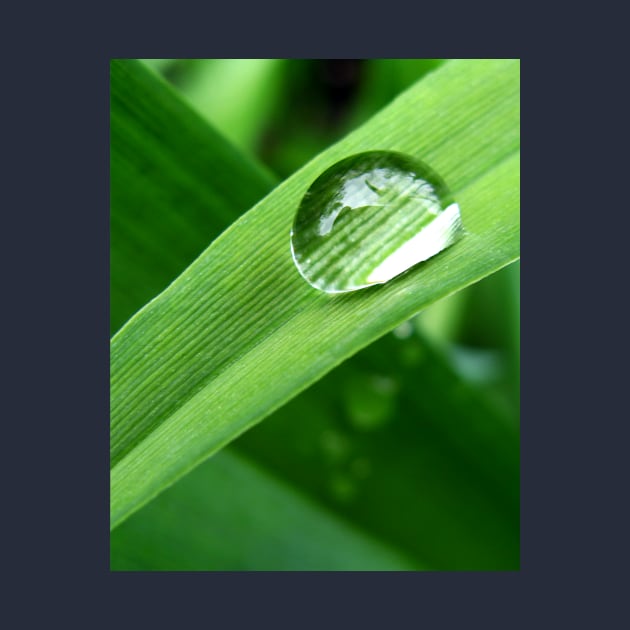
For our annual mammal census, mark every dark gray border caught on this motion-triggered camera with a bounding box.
[8,1,619,623]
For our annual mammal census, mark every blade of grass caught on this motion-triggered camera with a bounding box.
[454,260,521,415]
[110,59,276,334]
[174,58,287,154]
[232,328,518,570]
[111,59,517,569]
[347,58,446,131]
[502,260,521,410]
[110,449,421,571]
[111,58,520,529]
[111,327,517,570]
[138,58,177,74]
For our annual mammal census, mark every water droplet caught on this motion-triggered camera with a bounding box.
[329,474,356,502]
[344,373,398,431]
[320,429,351,463]
[448,345,504,384]
[291,151,464,293]
[398,340,426,367]
[392,320,414,339]
[350,457,372,479]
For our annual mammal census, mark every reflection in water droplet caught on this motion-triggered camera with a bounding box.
[291,151,464,293]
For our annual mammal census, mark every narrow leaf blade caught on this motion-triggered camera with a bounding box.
[111,59,276,333]
[111,59,520,529]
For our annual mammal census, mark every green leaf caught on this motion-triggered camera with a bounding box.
[110,59,276,334]
[110,449,420,571]
[111,59,516,570]
[348,59,446,130]
[232,328,519,570]
[111,327,517,570]
[174,58,287,154]
[111,58,520,530]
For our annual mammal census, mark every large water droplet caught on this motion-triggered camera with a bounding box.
[291,151,464,293]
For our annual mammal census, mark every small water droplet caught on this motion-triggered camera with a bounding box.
[344,373,398,431]
[392,320,414,339]
[448,345,504,385]
[329,474,356,502]
[399,340,426,367]
[350,457,372,479]
[291,151,464,293]
[320,429,351,463]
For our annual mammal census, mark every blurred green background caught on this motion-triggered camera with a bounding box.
[111,59,520,570]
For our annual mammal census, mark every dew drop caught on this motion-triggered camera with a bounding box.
[343,373,398,431]
[329,474,356,503]
[392,320,414,339]
[350,457,372,479]
[291,151,464,293]
[320,429,351,463]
